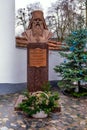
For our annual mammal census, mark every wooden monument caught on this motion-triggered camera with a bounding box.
[16,10,65,92]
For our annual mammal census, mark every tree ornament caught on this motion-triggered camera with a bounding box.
[83,56,86,62]
[83,56,86,59]
[72,31,77,35]
[74,56,77,61]
[70,46,74,51]
[81,64,86,67]
[73,41,77,45]
[79,71,82,75]
[64,59,66,63]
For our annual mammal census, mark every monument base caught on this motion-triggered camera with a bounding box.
[27,43,48,92]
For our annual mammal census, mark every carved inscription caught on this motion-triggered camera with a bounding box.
[29,48,46,67]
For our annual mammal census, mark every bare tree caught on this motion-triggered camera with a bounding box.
[74,0,87,27]
[15,2,42,32]
[46,0,86,42]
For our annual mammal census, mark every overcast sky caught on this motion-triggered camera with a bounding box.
[15,0,57,14]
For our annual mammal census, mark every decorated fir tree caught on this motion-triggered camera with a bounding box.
[54,28,87,94]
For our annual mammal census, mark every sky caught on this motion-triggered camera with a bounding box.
[15,0,57,14]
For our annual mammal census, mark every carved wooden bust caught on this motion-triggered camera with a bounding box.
[16,10,52,44]
[24,10,52,43]
[16,10,63,50]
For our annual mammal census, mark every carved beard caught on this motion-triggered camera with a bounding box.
[32,21,44,41]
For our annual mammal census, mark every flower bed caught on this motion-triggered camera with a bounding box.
[18,91,60,118]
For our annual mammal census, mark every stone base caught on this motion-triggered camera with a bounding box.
[14,95,25,111]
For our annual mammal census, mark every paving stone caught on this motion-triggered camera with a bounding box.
[21,124,26,128]
[36,121,46,128]
[0,92,87,130]
[2,118,9,123]
[10,123,17,127]
[46,126,57,130]
[9,128,14,130]
[0,127,9,130]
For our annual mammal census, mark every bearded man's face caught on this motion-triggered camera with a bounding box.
[32,18,44,37]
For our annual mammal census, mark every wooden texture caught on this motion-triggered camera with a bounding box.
[16,36,65,50]
[27,43,48,92]
[29,48,46,67]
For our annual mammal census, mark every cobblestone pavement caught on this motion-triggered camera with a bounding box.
[0,92,87,130]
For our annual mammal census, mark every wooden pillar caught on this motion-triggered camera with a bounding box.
[27,43,48,92]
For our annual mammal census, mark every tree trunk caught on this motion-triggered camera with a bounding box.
[75,80,81,93]
[78,80,81,91]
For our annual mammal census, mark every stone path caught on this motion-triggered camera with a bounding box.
[0,92,87,130]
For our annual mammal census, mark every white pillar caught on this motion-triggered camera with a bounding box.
[0,0,27,83]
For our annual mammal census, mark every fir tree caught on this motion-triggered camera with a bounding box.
[54,28,87,92]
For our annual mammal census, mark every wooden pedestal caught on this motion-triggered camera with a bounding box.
[27,43,48,92]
